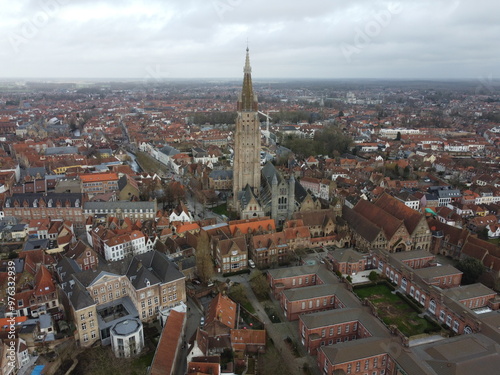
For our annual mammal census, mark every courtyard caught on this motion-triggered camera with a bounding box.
[354,283,440,337]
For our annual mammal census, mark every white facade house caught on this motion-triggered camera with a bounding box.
[103,231,156,262]
[169,205,193,223]
[110,318,144,358]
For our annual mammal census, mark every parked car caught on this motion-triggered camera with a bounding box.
[200,316,205,326]
[248,259,256,269]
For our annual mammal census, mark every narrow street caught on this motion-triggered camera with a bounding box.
[232,274,320,375]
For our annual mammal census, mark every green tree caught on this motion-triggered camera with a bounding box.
[368,271,379,282]
[195,231,214,283]
[456,257,485,285]
[249,270,269,301]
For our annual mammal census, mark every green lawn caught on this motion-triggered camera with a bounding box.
[354,284,437,337]
[212,203,229,216]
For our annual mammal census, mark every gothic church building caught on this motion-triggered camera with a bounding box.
[232,49,315,225]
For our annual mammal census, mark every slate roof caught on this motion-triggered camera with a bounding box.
[5,193,83,208]
[83,200,156,211]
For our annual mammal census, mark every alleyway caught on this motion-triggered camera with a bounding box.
[238,277,320,375]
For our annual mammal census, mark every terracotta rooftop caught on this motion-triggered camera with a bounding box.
[150,310,186,375]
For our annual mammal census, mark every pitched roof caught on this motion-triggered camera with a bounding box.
[206,293,237,329]
[150,310,186,375]
[374,193,428,235]
[353,199,405,239]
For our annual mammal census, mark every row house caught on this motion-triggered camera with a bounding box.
[267,265,324,298]
[300,177,321,197]
[169,202,193,223]
[371,249,498,335]
[280,284,348,321]
[318,337,397,375]
[468,215,498,233]
[250,232,289,268]
[283,219,311,251]
[437,189,462,207]
[83,201,157,221]
[4,193,85,228]
[66,240,99,271]
[327,248,369,275]
[213,236,248,274]
[14,266,60,318]
[79,172,119,195]
[103,230,155,262]
[299,308,389,356]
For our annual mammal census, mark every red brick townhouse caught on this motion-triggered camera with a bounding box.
[327,248,370,276]
[299,308,389,356]
[317,337,398,375]
[280,283,358,321]
[267,265,323,298]
[371,249,499,335]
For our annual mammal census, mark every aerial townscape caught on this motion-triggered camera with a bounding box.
[1,2,500,375]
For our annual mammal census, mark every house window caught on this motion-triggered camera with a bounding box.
[453,320,460,332]
[301,302,305,310]
[88,311,93,318]
[446,315,452,327]
[83,334,88,342]
[429,300,436,314]
[91,331,96,339]
[81,323,87,330]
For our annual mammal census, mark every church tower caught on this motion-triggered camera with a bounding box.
[233,48,261,210]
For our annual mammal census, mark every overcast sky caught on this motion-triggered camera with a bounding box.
[0,0,498,80]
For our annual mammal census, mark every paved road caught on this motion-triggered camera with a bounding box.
[229,273,320,375]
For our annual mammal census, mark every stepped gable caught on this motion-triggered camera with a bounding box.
[374,193,425,234]
[342,205,382,242]
[352,199,403,239]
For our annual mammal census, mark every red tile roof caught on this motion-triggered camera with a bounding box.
[206,293,237,329]
[150,310,186,375]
